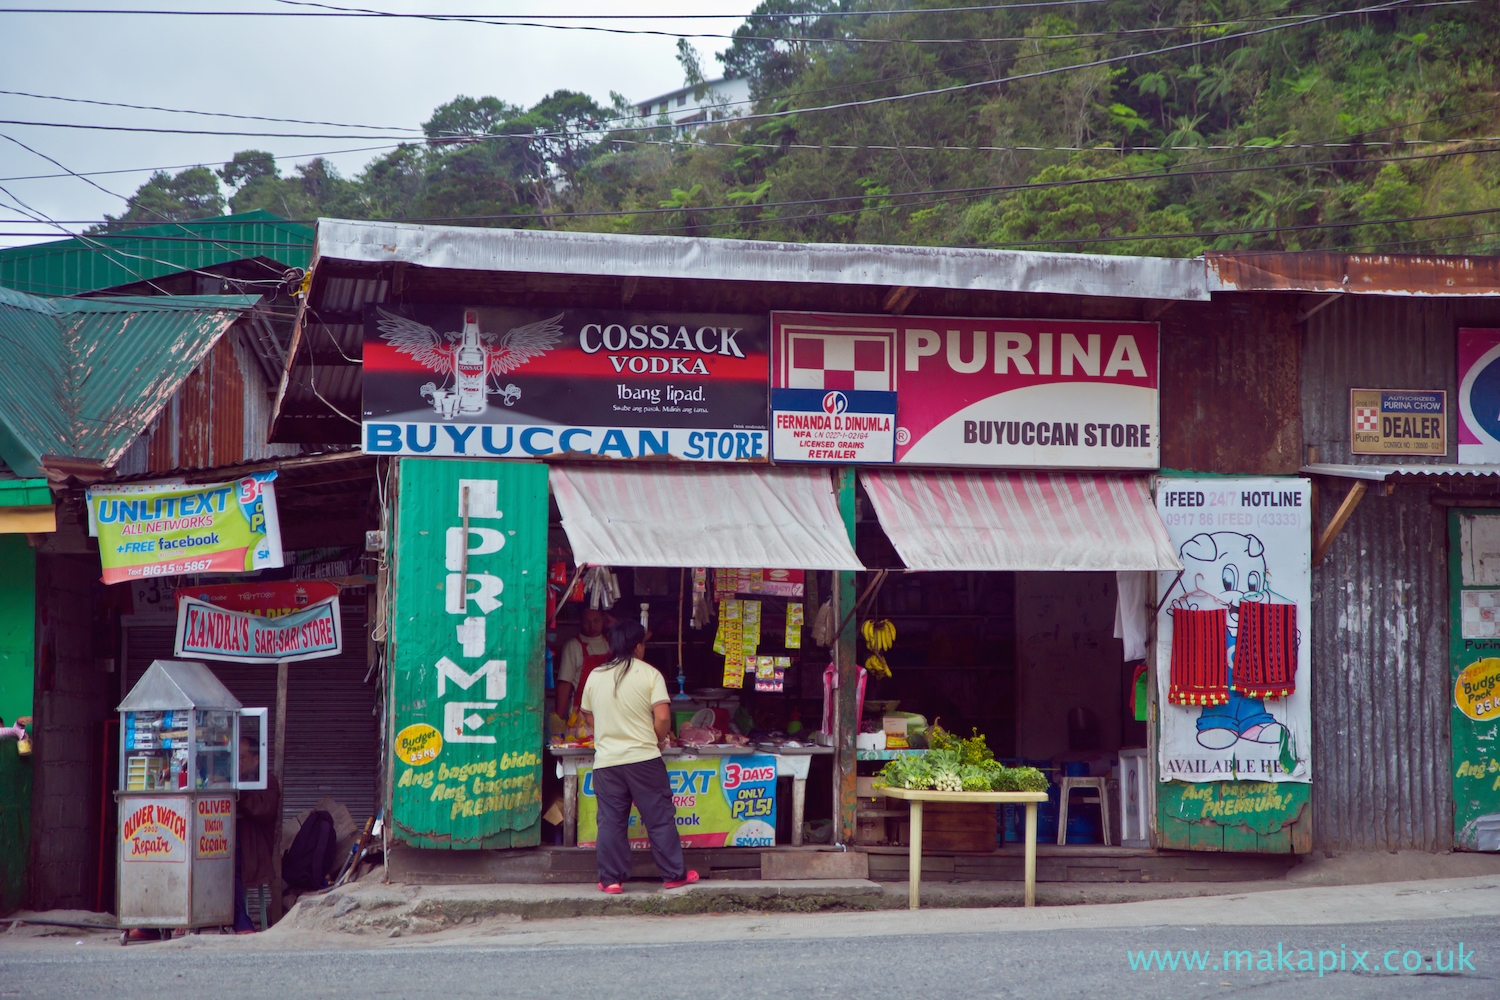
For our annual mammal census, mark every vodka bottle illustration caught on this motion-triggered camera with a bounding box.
[455,310,488,415]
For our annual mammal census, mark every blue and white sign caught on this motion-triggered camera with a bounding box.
[771,388,897,463]
[1459,328,1500,465]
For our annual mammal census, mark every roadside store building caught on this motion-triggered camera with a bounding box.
[264,220,1500,887]
[14,218,1500,916]
[0,213,382,915]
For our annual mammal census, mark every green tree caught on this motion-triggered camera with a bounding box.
[99,166,224,230]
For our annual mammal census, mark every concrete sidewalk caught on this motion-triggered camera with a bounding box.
[272,849,1500,937]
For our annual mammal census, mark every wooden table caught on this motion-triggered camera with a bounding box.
[879,787,1050,909]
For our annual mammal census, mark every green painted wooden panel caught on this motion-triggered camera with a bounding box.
[388,458,548,849]
[0,536,34,726]
[1449,510,1500,850]
[1157,781,1310,854]
[0,740,30,915]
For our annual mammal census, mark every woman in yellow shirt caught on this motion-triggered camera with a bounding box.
[580,619,700,894]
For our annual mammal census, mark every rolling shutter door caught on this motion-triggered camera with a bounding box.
[123,599,378,825]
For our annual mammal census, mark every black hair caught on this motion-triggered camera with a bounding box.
[601,619,646,691]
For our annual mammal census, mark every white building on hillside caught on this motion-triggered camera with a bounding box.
[635,77,753,130]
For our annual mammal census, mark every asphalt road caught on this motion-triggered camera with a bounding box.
[2,916,1495,1000]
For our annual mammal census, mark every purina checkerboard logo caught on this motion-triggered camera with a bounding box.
[784,331,895,392]
[772,312,1159,468]
[1355,407,1380,432]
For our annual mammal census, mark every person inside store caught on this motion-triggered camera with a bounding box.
[580,619,699,894]
[555,606,610,720]
[234,732,281,933]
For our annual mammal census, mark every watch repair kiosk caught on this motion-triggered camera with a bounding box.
[115,660,267,942]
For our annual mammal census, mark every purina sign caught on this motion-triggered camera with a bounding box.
[771,312,1159,469]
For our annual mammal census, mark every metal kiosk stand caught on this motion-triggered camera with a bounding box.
[115,660,268,944]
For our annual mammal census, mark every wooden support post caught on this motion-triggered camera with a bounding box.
[1023,802,1038,908]
[562,773,578,848]
[1312,480,1369,566]
[270,658,289,923]
[834,468,859,846]
[791,777,807,847]
[907,799,923,910]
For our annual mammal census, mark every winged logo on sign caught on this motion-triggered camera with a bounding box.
[376,307,563,417]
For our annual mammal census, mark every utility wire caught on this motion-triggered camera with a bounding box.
[0,1,1122,21]
[0,0,1468,45]
[13,140,1500,233]
[0,90,420,132]
[5,94,1496,189]
[0,132,290,284]
[0,143,405,182]
[0,0,1425,145]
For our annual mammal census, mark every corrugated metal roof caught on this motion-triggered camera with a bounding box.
[0,210,312,298]
[313,218,1212,301]
[0,284,258,477]
[1304,462,1500,480]
[1207,250,1500,297]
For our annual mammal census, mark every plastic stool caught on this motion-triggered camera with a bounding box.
[1056,776,1111,846]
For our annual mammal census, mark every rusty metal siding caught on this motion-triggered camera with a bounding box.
[1301,294,1500,851]
[1207,251,1500,297]
[1160,293,1302,474]
[1311,481,1452,851]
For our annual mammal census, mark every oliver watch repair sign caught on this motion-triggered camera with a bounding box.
[388,459,547,848]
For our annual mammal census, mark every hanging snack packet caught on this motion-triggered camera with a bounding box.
[723,653,746,689]
[742,600,762,649]
[785,602,804,649]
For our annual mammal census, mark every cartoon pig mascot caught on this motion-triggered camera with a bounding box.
[1175,531,1288,751]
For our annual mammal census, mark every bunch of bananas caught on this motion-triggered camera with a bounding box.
[861,619,897,678]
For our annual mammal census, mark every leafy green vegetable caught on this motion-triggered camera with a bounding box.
[876,732,1050,793]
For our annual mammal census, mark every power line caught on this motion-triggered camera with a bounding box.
[0,133,290,283]
[0,0,1467,46]
[0,143,406,183]
[0,90,420,132]
[0,1,1120,21]
[0,0,1426,146]
[4,91,1495,191]
[14,140,1500,233]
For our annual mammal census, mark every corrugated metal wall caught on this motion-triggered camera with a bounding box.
[135,325,299,474]
[1302,295,1500,851]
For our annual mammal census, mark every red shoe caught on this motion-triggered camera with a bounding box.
[598,881,624,894]
[662,870,700,889]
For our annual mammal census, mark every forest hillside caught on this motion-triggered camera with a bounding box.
[105,1,1500,256]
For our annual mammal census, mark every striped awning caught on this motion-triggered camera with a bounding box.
[860,470,1182,572]
[549,465,864,570]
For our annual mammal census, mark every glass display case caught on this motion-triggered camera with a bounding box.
[115,659,267,936]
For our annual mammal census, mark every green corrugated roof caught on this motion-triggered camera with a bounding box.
[0,210,313,297]
[0,284,258,477]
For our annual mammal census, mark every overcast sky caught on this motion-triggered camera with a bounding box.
[0,1,749,247]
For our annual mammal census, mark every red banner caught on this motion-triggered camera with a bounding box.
[174,580,339,619]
